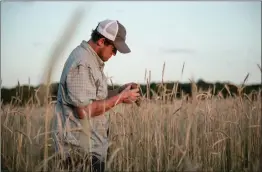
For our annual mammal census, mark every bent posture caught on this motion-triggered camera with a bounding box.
[51,19,140,172]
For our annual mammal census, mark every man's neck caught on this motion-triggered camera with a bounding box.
[87,40,98,53]
[86,40,105,66]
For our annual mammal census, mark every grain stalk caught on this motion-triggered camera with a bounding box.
[38,8,85,171]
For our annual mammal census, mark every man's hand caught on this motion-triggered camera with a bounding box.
[119,82,143,106]
[108,83,138,99]
[119,84,141,105]
[118,82,138,93]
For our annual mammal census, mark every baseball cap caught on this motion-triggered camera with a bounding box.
[95,19,131,54]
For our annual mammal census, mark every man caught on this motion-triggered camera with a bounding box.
[51,19,140,172]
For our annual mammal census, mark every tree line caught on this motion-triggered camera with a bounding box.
[1,79,261,106]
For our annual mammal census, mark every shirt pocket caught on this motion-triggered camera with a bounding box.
[95,71,108,100]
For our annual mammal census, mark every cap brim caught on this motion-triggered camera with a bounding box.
[114,41,131,54]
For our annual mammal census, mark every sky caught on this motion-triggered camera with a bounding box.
[1,1,261,88]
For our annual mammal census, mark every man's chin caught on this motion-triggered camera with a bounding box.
[102,57,112,62]
[99,56,108,62]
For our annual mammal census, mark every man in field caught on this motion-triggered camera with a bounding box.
[51,19,140,172]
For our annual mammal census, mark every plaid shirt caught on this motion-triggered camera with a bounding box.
[51,40,110,162]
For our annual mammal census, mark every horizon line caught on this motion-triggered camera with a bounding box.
[1,79,261,89]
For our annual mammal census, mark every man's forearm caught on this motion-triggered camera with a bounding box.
[76,94,123,119]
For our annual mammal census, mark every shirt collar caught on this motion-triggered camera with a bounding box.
[80,40,105,69]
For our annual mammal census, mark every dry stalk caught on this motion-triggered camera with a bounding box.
[37,8,85,171]
[257,63,262,73]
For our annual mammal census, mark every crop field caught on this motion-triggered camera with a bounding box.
[1,87,261,172]
[2,7,261,172]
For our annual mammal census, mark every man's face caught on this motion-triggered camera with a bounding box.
[97,38,117,62]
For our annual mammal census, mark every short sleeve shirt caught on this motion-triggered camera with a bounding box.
[51,40,110,161]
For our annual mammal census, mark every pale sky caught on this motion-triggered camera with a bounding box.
[1,1,261,88]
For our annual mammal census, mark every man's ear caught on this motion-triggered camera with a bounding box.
[97,38,105,47]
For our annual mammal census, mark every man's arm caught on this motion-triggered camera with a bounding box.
[76,87,140,119]
[66,64,140,119]
[76,85,140,119]
[76,94,124,119]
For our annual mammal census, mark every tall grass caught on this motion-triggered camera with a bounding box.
[1,87,261,172]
